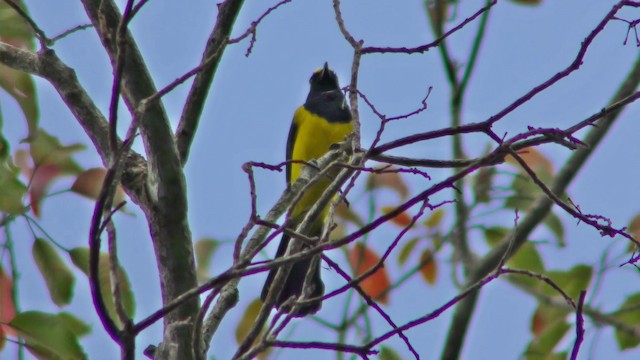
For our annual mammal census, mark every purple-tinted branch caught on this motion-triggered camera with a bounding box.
[505,146,640,248]
[88,166,124,343]
[353,87,432,123]
[486,2,633,127]
[108,0,136,156]
[270,340,376,358]
[228,0,293,56]
[342,163,431,181]
[131,0,152,18]
[361,0,497,54]
[88,133,137,345]
[321,254,420,359]
[369,88,640,166]
[504,269,576,308]
[367,268,504,348]
[370,121,491,155]
[570,291,587,360]
[496,211,520,271]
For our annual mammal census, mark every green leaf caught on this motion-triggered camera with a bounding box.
[505,173,540,210]
[0,160,26,214]
[419,249,438,285]
[57,312,91,337]
[626,214,640,253]
[507,243,546,288]
[526,320,570,359]
[9,311,87,360]
[195,238,219,283]
[423,208,445,229]
[531,304,569,337]
[32,238,75,306]
[69,247,135,327]
[0,65,38,142]
[543,212,565,247]
[614,292,640,350]
[526,352,567,360]
[0,1,37,46]
[484,226,509,246]
[541,265,592,299]
[379,346,403,360]
[235,298,271,359]
[0,1,38,142]
[397,237,419,266]
[235,298,263,344]
[29,130,84,174]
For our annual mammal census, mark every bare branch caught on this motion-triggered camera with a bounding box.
[176,0,245,164]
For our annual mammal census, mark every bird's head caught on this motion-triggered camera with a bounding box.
[309,62,341,93]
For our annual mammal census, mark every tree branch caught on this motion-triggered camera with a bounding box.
[176,0,245,164]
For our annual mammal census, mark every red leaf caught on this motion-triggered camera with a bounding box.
[0,266,16,336]
[509,0,542,5]
[15,149,63,217]
[348,244,391,304]
[29,164,61,217]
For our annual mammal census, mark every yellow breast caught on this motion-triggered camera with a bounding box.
[290,106,353,221]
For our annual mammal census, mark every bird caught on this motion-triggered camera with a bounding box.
[261,63,353,316]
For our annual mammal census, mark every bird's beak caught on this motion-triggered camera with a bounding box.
[321,62,329,77]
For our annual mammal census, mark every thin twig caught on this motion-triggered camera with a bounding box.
[570,291,587,360]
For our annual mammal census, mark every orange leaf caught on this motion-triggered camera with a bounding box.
[531,307,545,337]
[348,244,391,304]
[71,168,127,205]
[419,250,437,285]
[505,147,553,174]
[366,168,409,200]
[381,206,413,228]
[0,267,16,336]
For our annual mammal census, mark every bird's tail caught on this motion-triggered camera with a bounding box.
[260,233,324,317]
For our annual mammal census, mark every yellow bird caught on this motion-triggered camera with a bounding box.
[261,63,353,316]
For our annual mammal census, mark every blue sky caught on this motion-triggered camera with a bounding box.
[2,0,640,359]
